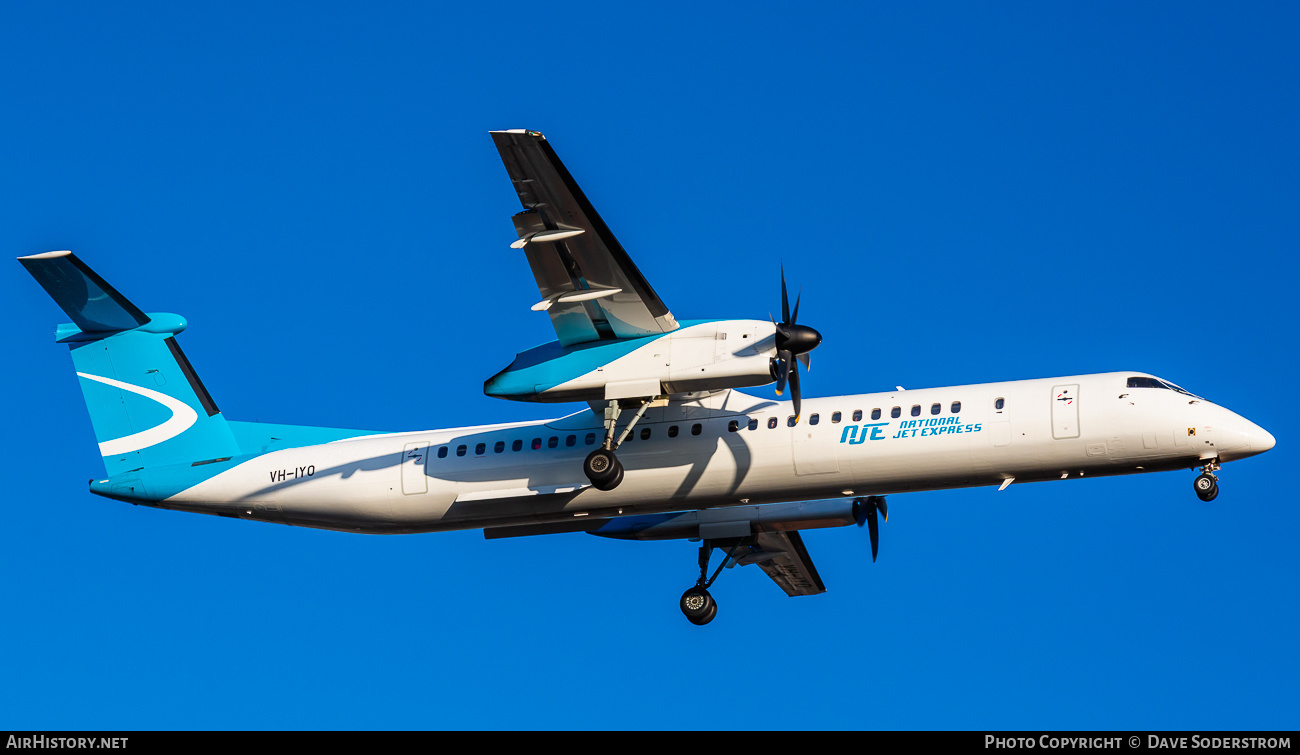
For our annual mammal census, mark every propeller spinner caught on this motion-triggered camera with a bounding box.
[772,264,822,420]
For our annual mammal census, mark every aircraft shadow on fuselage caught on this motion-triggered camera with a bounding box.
[232,407,772,503]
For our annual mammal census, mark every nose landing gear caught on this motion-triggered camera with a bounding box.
[1194,459,1220,502]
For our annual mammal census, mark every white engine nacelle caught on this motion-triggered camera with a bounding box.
[484,320,778,403]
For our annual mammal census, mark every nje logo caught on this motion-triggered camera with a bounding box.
[840,416,983,444]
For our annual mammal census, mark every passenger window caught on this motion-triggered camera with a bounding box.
[831,412,842,423]
[531,438,542,450]
[768,417,778,429]
[494,441,504,453]
[437,446,448,458]
[475,443,486,455]
[787,415,797,427]
[668,425,679,438]
[584,433,596,446]
[566,435,576,447]
[891,406,901,418]
[691,423,703,436]
[748,418,758,431]
[548,436,558,449]
[512,439,523,452]
[810,413,819,425]
[911,405,921,417]
[930,403,940,415]
[871,408,881,420]
[852,410,863,422]
[728,420,739,432]
[456,445,467,457]
[995,398,1005,411]
[951,401,961,414]
[641,427,651,440]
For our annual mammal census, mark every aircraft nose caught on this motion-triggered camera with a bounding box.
[1246,419,1276,453]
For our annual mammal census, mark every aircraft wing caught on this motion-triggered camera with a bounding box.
[746,530,827,597]
[490,130,679,346]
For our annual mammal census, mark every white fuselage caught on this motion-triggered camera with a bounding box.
[158,371,1273,533]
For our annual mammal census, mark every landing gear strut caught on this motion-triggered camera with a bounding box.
[680,539,746,625]
[1194,459,1220,502]
[582,398,657,491]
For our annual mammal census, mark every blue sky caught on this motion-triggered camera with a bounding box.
[2,1,1296,729]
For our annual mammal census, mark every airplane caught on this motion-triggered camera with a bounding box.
[19,129,1275,625]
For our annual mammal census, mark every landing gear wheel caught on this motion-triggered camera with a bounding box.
[584,448,621,488]
[687,600,718,626]
[1194,473,1218,501]
[592,461,624,492]
[680,587,714,623]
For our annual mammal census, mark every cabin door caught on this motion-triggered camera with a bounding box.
[1051,384,1081,440]
[401,442,429,495]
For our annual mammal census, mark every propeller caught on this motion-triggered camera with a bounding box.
[853,497,889,563]
[772,264,823,420]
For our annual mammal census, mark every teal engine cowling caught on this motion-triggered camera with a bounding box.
[484,320,777,403]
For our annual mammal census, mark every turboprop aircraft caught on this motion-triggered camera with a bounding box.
[20,130,1275,625]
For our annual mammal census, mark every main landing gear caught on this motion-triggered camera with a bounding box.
[680,539,747,625]
[1194,459,1220,502]
[582,398,657,491]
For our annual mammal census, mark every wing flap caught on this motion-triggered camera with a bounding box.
[752,530,827,597]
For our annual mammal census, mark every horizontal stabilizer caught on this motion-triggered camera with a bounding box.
[18,251,150,333]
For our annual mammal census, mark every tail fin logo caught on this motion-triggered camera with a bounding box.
[76,372,198,456]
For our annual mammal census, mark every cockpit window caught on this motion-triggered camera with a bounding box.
[1127,376,1204,399]
[1161,381,1203,399]
[1127,376,1167,389]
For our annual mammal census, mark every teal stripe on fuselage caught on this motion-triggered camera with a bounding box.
[91,421,386,503]
[226,421,383,456]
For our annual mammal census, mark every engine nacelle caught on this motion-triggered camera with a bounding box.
[484,319,777,403]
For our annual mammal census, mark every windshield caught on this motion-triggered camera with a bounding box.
[1126,376,1204,400]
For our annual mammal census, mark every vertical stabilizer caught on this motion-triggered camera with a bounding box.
[20,251,240,477]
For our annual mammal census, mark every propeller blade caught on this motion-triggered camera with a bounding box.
[773,264,819,406]
[866,500,880,563]
[854,497,885,562]
[789,357,801,420]
[774,351,791,395]
[780,263,790,324]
